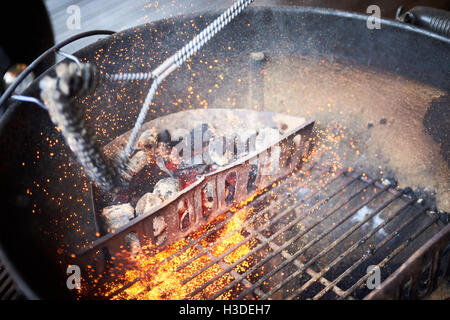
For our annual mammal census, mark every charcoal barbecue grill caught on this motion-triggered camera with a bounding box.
[0,3,449,300]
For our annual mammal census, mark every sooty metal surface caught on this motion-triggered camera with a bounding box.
[76,161,448,300]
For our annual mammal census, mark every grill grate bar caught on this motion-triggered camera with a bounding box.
[165,164,324,263]
[105,274,138,299]
[206,174,370,300]
[185,172,360,299]
[286,197,418,300]
[237,179,387,299]
[202,247,266,299]
[340,216,440,299]
[97,162,446,301]
[0,275,13,298]
[179,170,347,288]
[364,223,450,299]
[313,206,434,299]
[176,167,336,276]
[105,208,237,299]
[283,195,413,300]
[0,260,22,300]
[1,283,17,300]
[106,165,331,298]
[0,268,8,284]
[251,230,349,299]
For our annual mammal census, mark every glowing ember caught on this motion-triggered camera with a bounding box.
[87,201,258,300]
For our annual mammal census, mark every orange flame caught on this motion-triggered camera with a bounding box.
[96,203,257,300]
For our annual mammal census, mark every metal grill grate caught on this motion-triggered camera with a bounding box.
[0,260,22,300]
[99,163,448,300]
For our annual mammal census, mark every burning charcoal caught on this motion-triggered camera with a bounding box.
[156,156,174,178]
[293,134,302,147]
[235,128,257,156]
[168,146,182,168]
[157,129,171,144]
[155,141,172,159]
[135,192,163,216]
[125,232,141,257]
[195,123,209,138]
[256,128,282,175]
[190,123,210,149]
[153,216,167,237]
[255,127,281,150]
[208,136,234,166]
[136,128,158,150]
[210,149,234,166]
[101,203,135,230]
[154,217,167,245]
[188,123,209,141]
[214,152,234,166]
[153,177,181,200]
[126,150,149,175]
[171,128,188,145]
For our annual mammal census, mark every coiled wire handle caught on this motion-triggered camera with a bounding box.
[40,62,125,193]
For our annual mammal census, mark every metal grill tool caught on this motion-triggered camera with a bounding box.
[39,0,255,193]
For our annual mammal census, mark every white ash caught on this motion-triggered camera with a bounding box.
[155,233,167,246]
[153,216,167,237]
[293,134,302,147]
[210,149,234,166]
[126,150,149,175]
[136,128,158,150]
[207,136,234,166]
[135,192,162,216]
[235,128,257,155]
[256,128,282,175]
[255,127,282,151]
[101,203,135,230]
[171,128,189,144]
[153,177,181,200]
